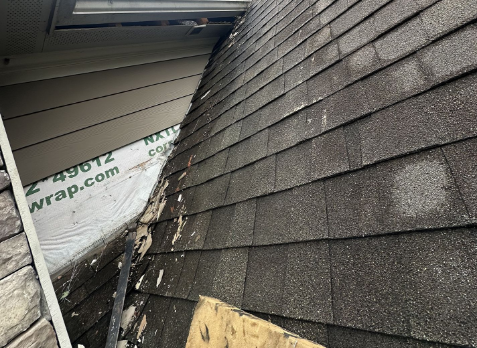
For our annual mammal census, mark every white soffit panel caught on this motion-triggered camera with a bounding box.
[56,0,250,26]
[0,0,54,56]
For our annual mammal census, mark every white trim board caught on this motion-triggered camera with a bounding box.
[0,117,72,348]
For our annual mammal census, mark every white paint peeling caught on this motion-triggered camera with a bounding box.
[156,269,164,287]
[200,90,211,99]
[135,275,144,290]
[120,305,136,330]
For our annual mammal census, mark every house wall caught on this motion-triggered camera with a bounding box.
[66,0,476,347]
[0,51,210,185]
[0,120,70,348]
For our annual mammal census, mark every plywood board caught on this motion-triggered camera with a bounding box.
[186,297,326,348]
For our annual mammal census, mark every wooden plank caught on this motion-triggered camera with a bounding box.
[0,54,208,118]
[105,228,136,348]
[6,75,201,150]
[13,96,190,185]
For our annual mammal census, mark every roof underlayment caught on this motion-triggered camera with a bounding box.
[55,0,477,346]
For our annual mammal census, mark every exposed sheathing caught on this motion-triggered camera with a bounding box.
[186,296,325,348]
[119,0,477,347]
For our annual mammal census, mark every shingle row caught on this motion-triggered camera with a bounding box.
[140,228,477,346]
[171,10,477,168]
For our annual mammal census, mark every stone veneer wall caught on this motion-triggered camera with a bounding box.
[0,148,59,347]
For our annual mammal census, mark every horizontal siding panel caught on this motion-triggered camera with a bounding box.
[0,40,214,86]
[0,54,208,118]
[6,75,201,150]
[14,96,190,185]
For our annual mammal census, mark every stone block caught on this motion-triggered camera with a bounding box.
[0,171,10,192]
[0,267,41,347]
[0,191,22,242]
[0,233,31,281]
[5,318,58,348]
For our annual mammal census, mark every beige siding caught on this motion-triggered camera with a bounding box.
[0,55,208,118]
[14,96,190,185]
[0,53,210,185]
[6,75,200,150]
